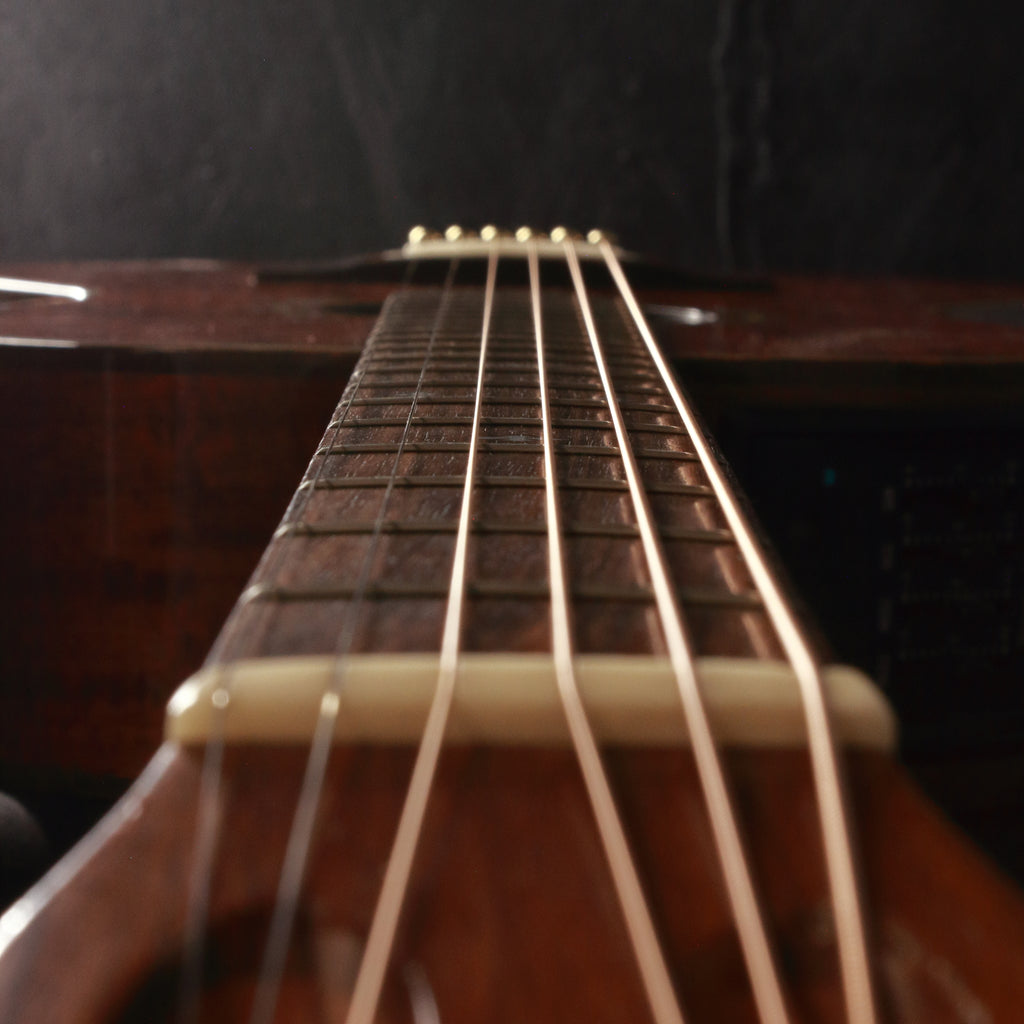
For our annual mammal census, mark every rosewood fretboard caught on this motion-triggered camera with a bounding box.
[209,263,784,668]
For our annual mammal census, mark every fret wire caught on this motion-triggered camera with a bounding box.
[357,368,663,383]
[315,441,697,461]
[248,261,463,1024]
[528,244,687,1024]
[344,249,500,1024]
[362,357,657,374]
[275,519,735,543]
[600,240,880,1024]
[564,240,792,1024]
[303,475,713,497]
[325,416,685,435]
[371,330,641,346]
[354,376,669,395]
[341,396,677,412]
[365,341,651,355]
[176,261,428,1024]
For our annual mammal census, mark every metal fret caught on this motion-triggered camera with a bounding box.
[361,358,658,376]
[354,375,669,394]
[315,441,697,461]
[338,396,677,413]
[275,519,735,543]
[325,416,686,435]
[301,475,714,496]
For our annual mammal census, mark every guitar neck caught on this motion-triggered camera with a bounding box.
[165,236,889,1024]
[165,245,893,752]
[211,267,780,664]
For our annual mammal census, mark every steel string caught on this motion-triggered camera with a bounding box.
[246,259,463,1024]
[599,238,879,1024]
[563,240,793,1024]
[529,241,688,1024]
[342,248,500,1024]
[175,255,441,1024]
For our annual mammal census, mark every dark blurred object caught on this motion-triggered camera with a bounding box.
[0,794,47,909]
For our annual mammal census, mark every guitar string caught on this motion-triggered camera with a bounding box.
[175,254,432,1024]
[598,238,879,1024]
[562,240,792,1024]
[174,256,417,1024]
[343,247,500,1024]
[182,241,872,1024]
[528,242,687,1024]
[247,258,463,1024]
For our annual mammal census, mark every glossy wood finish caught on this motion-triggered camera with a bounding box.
[6,259,1024,363]
[2,742,1024,1023]
[0,346,352,779]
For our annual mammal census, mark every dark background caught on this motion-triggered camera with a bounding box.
[3,0,1023,278]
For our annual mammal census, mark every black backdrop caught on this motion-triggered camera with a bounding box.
[3,0,1023,278]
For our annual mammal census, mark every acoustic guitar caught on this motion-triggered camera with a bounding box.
[0,228,1022,1023]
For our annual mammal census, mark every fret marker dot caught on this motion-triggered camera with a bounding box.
[212,688,230,710]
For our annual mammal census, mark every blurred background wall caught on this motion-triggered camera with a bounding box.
[2,0,1023,277]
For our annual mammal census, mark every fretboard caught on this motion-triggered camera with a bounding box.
[210,275,782,666]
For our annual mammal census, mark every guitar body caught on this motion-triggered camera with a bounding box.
[2,252,1024,1021]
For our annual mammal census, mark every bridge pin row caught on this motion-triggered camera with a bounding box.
[407,225,612,245]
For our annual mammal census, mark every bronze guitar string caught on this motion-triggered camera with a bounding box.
[247,260,465,1024]
[176,256,448,1024]
[342,249,500,1024]
[527,240,686,1024]
[600,238,880,1024]
[562,239,792,1024]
